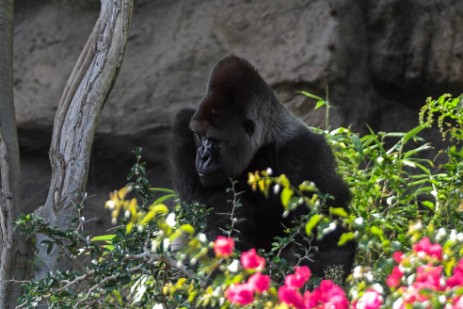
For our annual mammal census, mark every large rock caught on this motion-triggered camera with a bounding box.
[13,0,463,231]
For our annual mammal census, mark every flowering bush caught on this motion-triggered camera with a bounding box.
[210,229,463,308]
[16,94,463,308]
[382,231,463,308]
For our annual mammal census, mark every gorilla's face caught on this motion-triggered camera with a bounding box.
[189,91,256,188]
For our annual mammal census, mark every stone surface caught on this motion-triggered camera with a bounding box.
[13,0,463,231]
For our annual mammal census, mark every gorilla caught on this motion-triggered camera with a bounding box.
[171,56,355,277]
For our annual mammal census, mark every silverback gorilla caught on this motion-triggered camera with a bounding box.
[171,56,355,277]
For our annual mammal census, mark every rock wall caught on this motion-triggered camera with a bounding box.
[13,0,463,231]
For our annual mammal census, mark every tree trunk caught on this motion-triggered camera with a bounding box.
[34,0,134,279]
[0,0,26,308]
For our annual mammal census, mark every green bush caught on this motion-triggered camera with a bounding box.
[16,94,463,308]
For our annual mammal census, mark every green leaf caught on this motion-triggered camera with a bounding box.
[153,193,177,205]
[305,214,321,236]
[369,226,384,239]
[329,207,348,218]
[315,100,326,110]
[126,222,134,234]
[338,232,355,246]
[403,125,426,145]
[403,144,433,159]
[281,187,293,208]
[91,234,116,242]
[149,187,176,194]
[41,240,54,255]
[180,224,195,235]
[420,200,434,210]
[351,135,364,158]
[298,90,324,101]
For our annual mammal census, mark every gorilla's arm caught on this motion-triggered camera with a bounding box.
[278,128,351,209]
[277,128,355,276]
[171,109,201,202]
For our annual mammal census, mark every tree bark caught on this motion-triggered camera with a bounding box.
[34,0,134,279]
[0,0,26,308]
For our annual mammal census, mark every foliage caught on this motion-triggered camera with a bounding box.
[16,94,463,308]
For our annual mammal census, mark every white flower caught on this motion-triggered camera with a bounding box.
[386,196,394,206]
[353,266,363,279]
[371,283,384,294]
[163,238,170,250]
[166,213,176,227]
[449,229,457,242]
[354,217,364,226]
[393,298,403,309]
[198,233,208,243]
[322,222,337,234]
[106,200,116,210]
[438,295,447,304]
[227,260,240,273]
[436,228,447,242]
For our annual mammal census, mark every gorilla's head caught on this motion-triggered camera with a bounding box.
[189,56,275,188]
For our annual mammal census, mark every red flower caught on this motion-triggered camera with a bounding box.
[412,237,443,260]
[309,280,349,309]
[240,248,266,271]
[284,266,311,289]
[386,266,404,288]
[213,236,234,258]
[393,251,404,264]
[225,283,254,305]
[248,272,270,293]
[278,285,304,309]
[413,264,444,291]
[447,258,463,288]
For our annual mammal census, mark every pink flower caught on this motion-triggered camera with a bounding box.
[240,248,266,271]
[278,285,303,309]
[309,280,349,309]
[248,272,270,293]
[450,296,463,309]
[393,251,404,264]
[225,283,254,305]
[303,290,318,308]
[413,264,443,291]
[412,237,443,260]
[447,259,463,288]
[295,266,311,282]
[284,266,311,289]
[386,266,403,288]
[402,286,428,305]
[353,289,383,309]
[213,236,234,258]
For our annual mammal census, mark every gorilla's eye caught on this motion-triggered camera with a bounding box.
[242,119,255,136]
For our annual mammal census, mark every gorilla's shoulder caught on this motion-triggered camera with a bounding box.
[278,126,333,163]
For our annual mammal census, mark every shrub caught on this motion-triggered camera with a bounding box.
[16,94,463,308]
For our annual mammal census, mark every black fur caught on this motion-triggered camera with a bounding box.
[171,56,355,277]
